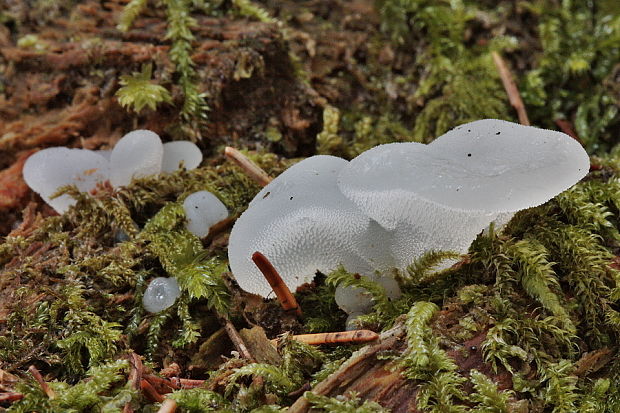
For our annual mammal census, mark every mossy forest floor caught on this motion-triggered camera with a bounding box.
[1,0,620,412]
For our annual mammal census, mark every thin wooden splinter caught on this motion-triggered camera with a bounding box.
[28,365,55,399]
[492,51,530,126]
[224,147,273,187]
[273,330,379,346]
[222,317,256,362]
[252,251,302,316]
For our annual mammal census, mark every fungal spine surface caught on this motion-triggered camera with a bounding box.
[228,155,392,297]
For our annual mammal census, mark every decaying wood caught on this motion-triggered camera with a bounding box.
[221,317,256,362]
[492,51,530,126]
[224,147,273,187]
[288,323,414,413]
[239,326,282,365]
[252,251,302,316]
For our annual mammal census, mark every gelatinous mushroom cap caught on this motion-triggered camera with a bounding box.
[110,130,163,187]
[228,155,392,297]
[183,190,229,237]
[162,141,203,173]
[142,277,181,313]
[22,148,109,213]
[338,120,590,228]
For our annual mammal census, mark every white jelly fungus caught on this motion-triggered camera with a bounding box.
[162,141,203,173]
[183,190,229,237]
[228,119,590,304]
[22,129,202,213]
[110,130,163,187]
[228,155,393,297]
[22,148,109,213]
[142,277,181,313]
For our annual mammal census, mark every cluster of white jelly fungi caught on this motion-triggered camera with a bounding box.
[228,119,590,316]
[23,130,203,213]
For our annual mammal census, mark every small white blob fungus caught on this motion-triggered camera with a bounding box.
[110,129,163,187]
[345,312,364,331]
[183,190,229,237]
[334,273,402,315]
[142,277,181,313]
[22,148,109,213]
[228,155,393,297]
[162,141,203,173]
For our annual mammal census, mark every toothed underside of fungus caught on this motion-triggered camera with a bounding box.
[228,120,590,297]
[228,155,394,297]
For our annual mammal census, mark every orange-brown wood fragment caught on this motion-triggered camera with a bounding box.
[277,330,379,346]
[141,378,165,403]
[0,151,35,209]
[492,51,530,126]
[28,365,55,400]
[224,147,273,187]
[252,251,302,316]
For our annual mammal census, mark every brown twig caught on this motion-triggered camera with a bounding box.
[141,379,165,403]
[492,51,530,126]
[143,374,179,395]
[143,374,206,395]
[156,398,178,413]
[224,147,272,187]
[273,330,379,346]
[555,119,584,144]
[172,377,207,389]
[28,366,55,399]
[221,317,256,362]
[0,392,24,404]
[252,251,302,316]
[123,352,144,413]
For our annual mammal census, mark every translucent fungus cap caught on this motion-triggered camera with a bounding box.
[162,141,203,173]
[22,148,109,213]
[228,155,393,297]
[340,119,589,220]
[110,130,163,187]
[142,277,181,313]
[338,119,590,269]
[183,190,229,237]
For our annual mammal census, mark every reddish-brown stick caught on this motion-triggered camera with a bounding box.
[0,392,24,404]
[252,251,302,316]
[224,147,273,187]
[492,51,530,126]
[141,379,165,403]
[28,366,55,399]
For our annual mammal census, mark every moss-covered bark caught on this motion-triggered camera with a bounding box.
[1,0,619,411]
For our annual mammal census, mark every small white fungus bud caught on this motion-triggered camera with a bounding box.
[162,141,203,172]
[183,191,229,237]
[110,130,163,187]
[143,277,181,313]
